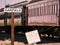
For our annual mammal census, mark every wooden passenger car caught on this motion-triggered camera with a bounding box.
[26,0,60,26]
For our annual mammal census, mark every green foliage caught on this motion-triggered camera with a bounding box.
[6,43,11,45]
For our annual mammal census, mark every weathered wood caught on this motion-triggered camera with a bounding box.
[11,12,14,45]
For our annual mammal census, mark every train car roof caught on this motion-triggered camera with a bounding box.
[26,0,59,7]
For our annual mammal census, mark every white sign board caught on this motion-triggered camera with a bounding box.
[4,8,22,13]
[25,30,41,44]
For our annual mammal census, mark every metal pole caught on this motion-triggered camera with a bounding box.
[11,12,14,45]
[21,6,25,26]
[25,7,28,26]
[4,12,7,26]
[4,0,7,26]
[21,5,28,26]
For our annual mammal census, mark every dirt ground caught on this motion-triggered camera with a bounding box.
[0,40,60,45]
[26,43,60,45]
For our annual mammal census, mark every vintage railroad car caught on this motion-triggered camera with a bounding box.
[26,0,60,26]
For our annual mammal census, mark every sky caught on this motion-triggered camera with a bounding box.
[0,0,25,9]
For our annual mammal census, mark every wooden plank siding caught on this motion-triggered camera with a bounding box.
[26,0,59,26]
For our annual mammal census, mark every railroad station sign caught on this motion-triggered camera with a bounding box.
[4,8,22,13]
[25,30,41,44]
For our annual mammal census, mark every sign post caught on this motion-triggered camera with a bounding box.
[11,12,14,45]
[4,8,14,45]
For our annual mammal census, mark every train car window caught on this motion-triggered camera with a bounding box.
[37,8,39,16]
[37,7,39,16]
[51,5,53,15]
[56,4,59,15]
[32,8,34,16]
[35,8,37,16]
[41,7,42,15]
[55,4,58,15]
[42,7,44,15]
[42,7,43,15]
[49,5,52,15]
[43,3,45,15]
[52,4,55,15]
[39,7,41,15]
[51,4,53,15]
[39,7,40,16]
[55,4,56,15]
[52,4,54,15]
[30,9,32,17]
[31,9,33,16]
[33,8,35,16]
[40,7,42,15]
[47,5,49,15]
[34,8,36,16]
[44,6,47,15]
[29,9,31,17]
[28,9,30,17]
[43,6,45,15]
